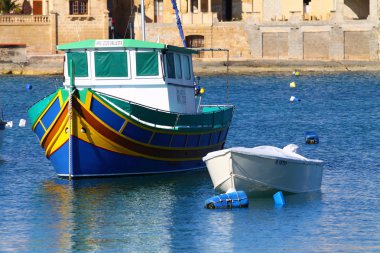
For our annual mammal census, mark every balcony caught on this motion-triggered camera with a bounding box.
[0,15,50,24]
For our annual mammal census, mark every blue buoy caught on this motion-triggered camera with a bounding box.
[273,191,285,207]
[205,191,249,209]
[305,131,319,144]
[25,84,32,90]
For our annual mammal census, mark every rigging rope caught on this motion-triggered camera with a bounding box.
[170,0,187,47]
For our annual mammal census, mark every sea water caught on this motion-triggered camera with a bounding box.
[0,73,379,252]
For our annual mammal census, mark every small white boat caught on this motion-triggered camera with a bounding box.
[203,144,324,196]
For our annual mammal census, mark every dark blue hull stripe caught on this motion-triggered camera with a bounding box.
[49,138,206,177]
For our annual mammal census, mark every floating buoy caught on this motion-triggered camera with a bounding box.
[25,84,32,90]
[19,119,26,127]
[273,191,285,207]
[5,121,13,128]
[293,70,300,76]
[305,131,319,144]
[289,81,297,88]
[290,96,301,102]
[205,190,249,209]
[195,86,205,96]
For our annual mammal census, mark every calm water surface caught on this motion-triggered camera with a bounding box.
[0,73,379,252]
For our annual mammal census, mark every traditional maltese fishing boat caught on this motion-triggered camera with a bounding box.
[28,39,234,178]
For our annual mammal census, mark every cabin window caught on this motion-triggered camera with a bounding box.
[182,55,191,80]
[69,0,88,15]
[67,52,88,77]
[166,53,176,79]
[174,54,182,79]
[136,51,159,76]
[94,52,128,77]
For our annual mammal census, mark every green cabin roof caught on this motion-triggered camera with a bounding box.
[57,39,197,54]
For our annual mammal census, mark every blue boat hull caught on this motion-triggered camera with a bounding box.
[29,88,233,178]
[50,137,207,177]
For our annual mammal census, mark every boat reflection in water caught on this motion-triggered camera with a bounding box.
[37,171,211,252]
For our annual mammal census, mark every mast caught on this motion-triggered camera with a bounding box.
[68,60,75,180]
[171,0,186,47]
[141,0,146,41]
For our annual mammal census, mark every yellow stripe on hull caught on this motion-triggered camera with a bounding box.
[46,107,209,162]
[46,108,140,158]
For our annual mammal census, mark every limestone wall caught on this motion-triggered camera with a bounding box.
[52,1,109,45]
[262,32,288,59]
[258,25,377,60]
[304,32,330,60]
[308,0,335,20]
[0,1,109,55]
[145,21,379,61]
[0,45,27,63]
[0,16,53,54]
[144,22,252,59]
[344,31,371,59]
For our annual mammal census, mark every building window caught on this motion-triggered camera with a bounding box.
[185,35,204,48]
[186,35,204,58]
[70,0,88,15]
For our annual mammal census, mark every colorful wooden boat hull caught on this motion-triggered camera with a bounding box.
[28,88,233,178]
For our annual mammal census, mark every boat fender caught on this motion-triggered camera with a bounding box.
[204,191,249,209]
[290,96,301,102]
[19,119,26,128]
[273,191,285,207]
[5,121,13,128]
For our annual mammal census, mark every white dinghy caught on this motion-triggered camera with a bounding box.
[203,144,324,196]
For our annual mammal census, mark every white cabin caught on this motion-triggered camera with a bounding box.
[58,39,198,114]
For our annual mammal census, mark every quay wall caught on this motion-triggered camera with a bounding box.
[142,20,380,61]
[1,55,380,76]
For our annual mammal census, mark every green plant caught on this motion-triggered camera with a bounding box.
[0,0,21,14]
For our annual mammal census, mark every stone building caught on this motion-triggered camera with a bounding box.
[119,0,380,61]
[0,0,379,62]
[0,0,109,54]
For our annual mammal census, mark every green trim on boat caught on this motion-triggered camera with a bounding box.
[56,39,197,54]
[94,90,233,133]
[28,91,58,126]
[28,88,90,127]
[61,88,88,105]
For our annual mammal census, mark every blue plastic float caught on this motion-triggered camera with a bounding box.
[25,84,32,90]
[273,191,286,207]
[305,131,319,144]
[205,191,249,209]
